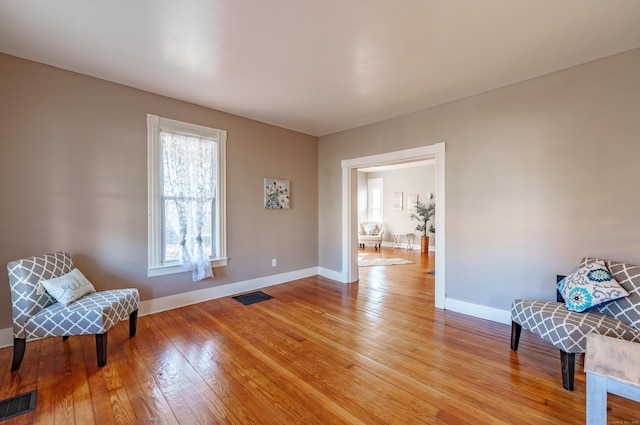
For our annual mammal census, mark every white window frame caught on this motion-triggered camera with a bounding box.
[147,114,228,277]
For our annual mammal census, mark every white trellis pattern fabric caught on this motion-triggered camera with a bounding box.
[24,289,139,338]
[8,252,139,339]
[596,260,640,328]
[511,258,640,354]
[8,252,72,338]
[511,299,640,353]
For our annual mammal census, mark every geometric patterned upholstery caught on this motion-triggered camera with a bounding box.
[595,259,640,328]
[24,289,139,338]
[511,258,640,353]
[8,252,72,338]
[511,299,640,353]
[7,252,139,338]
[510,258,640,391]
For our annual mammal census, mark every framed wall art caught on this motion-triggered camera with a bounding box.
[264,178,290,209]
[409,193,418,212]
[393,191,403,210]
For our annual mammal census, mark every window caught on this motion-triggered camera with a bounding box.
[368,178,383,222]
[147,114,227,279]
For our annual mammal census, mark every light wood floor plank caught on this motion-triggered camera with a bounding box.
[32,338,57,425]
[212,301,424,424]
[131,317,200,424]
[144,312,237,424]
[164,307,306,425]
[107,324,178,425]
[1,247,639,424]
[68,337,96,425]
[78,334,119,425]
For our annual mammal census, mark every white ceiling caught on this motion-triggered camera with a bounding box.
[2,1,640,137]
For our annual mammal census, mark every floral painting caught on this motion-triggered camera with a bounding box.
[264,178,290,209]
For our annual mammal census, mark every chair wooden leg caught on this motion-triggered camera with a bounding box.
[11,338,26,372]
[129,309,138,337]
[510,321,522,351]
[96,333,108,367]
[560,350,575,391]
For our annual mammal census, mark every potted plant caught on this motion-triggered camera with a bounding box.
[410,201,435,253]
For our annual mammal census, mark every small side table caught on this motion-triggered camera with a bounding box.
[405,233,414,249]
[392,233,414,250]
[584,334,640,425]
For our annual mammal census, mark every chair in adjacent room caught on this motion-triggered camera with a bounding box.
[358,221,384,249]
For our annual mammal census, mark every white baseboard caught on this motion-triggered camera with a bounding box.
[139,267,318,316]
[0,272,511,349]
[444,298,511,325]
[0,327,12,349]
[381,241,435,252]
[0,267,319,348]
[317,267,345,283]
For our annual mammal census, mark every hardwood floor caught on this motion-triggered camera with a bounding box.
[1,247,638,424]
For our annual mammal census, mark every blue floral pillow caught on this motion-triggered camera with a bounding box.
[557,259,629,312]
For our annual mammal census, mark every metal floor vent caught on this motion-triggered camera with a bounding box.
[0,390,37,422]
[232,291,273,305]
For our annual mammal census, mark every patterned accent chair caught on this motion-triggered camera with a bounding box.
[358,222,384,249]
[7,252,140,371]
[510,258,640,390]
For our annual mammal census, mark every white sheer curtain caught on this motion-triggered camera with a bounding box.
[161,130,215,282]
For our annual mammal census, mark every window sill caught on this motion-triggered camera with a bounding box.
[148,258,228,277]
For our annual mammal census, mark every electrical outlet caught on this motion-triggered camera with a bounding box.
[272,258,277,267]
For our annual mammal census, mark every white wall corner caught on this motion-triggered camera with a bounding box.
[318,267,346,283]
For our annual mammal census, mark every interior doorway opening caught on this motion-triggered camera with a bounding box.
[341,143,446,309]
[358,160,435,251]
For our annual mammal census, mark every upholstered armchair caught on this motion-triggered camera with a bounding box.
[7,252,140,371]
[358,221,384,249]
[510,258,640,390]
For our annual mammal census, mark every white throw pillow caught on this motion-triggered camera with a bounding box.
[40,268,96,306]
[365,223,378,235]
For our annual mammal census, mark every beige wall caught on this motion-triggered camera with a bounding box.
[3,46,639,329]
[319,48,640,312]
[0,54,318,330]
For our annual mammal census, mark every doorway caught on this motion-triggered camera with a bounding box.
[341,143,446,309]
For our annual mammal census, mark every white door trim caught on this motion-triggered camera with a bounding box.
[341,142,446,309]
